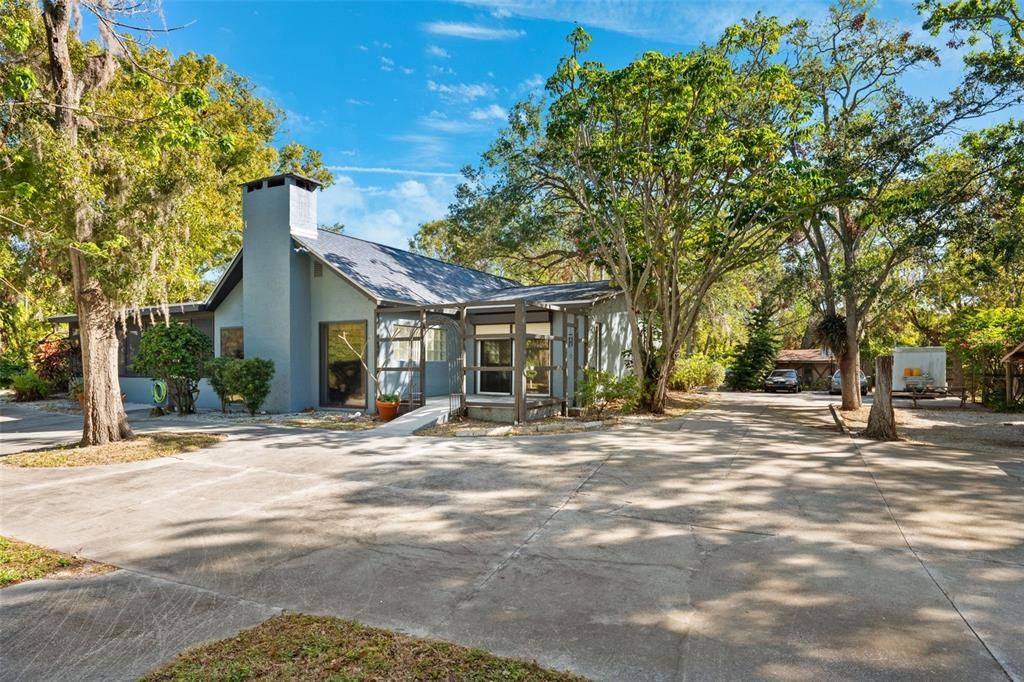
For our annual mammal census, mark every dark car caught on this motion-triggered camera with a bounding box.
[764,369,800,393]
[830,369,868,395]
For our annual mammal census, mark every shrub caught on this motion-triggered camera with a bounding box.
[670,353,726,392]
[12,370,49,402]
[132,324,213,414]
[205,357,235,412]
[0,358,29,388]
[32,338,78,390]
[229,358,275,416]
[580,369,640,417]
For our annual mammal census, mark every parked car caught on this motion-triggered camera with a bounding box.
[764,369,800,393]
[830,369,868,395]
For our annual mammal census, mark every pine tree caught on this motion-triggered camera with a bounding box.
[729,301,781,391]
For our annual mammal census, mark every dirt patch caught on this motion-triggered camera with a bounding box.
[0,536,114,588]
[843,399,1023,456]
[142,613,586,681]
[0,432,224,468]
[419,392,708,437]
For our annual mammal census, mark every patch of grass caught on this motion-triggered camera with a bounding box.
[0,536,111,587]
[144,613,586,682]
[0,432,224,468]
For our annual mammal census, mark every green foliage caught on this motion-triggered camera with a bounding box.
[11,369,49,401]
[205,356,275,415]
[580,369,641,417]
[31,338,77,389]
[228,358,275,416]
[275,142,335,188]
[204,356,235,412]
[0,304,50,371]
[814,313,848,357]
[133,324,213,414]
[728,301,781,391]
[670,354,727,392]
[946,306,1024,406]
[377,393,400,403]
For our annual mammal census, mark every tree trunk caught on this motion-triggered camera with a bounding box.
[72,252,133,445]
[864,355,897,440]
[840,301,862,410]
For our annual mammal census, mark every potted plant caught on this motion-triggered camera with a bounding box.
[375,392,401,421]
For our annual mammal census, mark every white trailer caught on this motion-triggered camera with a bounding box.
[892,346,947,395]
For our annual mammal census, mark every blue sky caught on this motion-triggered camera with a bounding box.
[148,0,999,247]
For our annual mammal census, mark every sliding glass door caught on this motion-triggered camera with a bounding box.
[320,321,367,408]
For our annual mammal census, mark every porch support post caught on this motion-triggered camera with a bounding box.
[514,300,527,424]
[373,309,380,410]
[459,306,467,415]
[420,309,427,408]
[573,314,581,408]
[583,314,590,371]
[560,312,568,416]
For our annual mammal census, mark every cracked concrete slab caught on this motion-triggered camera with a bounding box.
[1,392,1021,681]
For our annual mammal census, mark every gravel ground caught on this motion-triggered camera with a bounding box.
[844,397,1023,457]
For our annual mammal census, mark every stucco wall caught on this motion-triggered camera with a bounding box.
[213,281,243,356]
[308,263,377,412]
[118,377,220,411]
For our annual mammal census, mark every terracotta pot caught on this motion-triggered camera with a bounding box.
[376,399,400,422]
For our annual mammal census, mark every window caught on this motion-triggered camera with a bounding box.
[321,321,366,408]
[386,325,419,363]
[426,328,446,362]
[221,327,244,358]
[473,321,551,395]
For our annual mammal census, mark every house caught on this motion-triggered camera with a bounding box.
[774,348,836,387]
[52,173,631,422]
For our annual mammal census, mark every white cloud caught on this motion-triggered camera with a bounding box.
[283,108,320,134]
[426,44,450,58]
[422,21,525,40]
[429,64,456,76]
[401,66,416,75]
[380,56,395,72]
[491,7,512,18]
[345,98,370,105]
[469,104,506,120]
[328,165,461,179]
[317,173,457,247]
[427,80,495,101]
[420,111,480,133]
[357,44,368,51]
[520,73,544,91]
[458,0,826,44]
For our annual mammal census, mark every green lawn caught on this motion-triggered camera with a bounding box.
[143,614,587,681]
[1,432,223,468]
[0,536,108,587]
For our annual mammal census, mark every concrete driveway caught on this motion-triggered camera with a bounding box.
[1,393,1021,681]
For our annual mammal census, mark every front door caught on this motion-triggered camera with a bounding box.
[478,339,513,394]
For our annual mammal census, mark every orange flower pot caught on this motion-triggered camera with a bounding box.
[376,400,400,422]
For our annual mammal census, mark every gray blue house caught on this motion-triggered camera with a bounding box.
[55,173,632,422]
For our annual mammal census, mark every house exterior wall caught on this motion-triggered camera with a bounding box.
[213,281,243,357]
[588,294,631,376]
[308,263,377,412]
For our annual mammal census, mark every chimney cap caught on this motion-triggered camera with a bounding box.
[240,172,324,189]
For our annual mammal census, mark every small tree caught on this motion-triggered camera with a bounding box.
[132,324,212,414]
[205,357,235,412]
[32,337,78,392]
[729,301,781,391]
[228,358,275,416]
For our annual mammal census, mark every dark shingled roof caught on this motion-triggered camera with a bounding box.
[459,280,615,305]
[295,230,520,304]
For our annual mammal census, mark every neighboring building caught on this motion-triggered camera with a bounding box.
[52,173,631,422]
[775,348,836,387]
